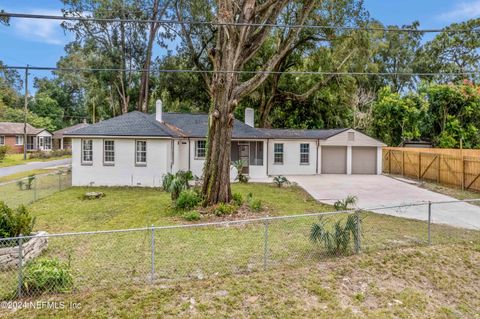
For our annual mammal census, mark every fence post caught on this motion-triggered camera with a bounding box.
[17,235,23,298]
[428,202,432,245]
[263,218,269,271]
[355,210,361,254]
[150,225,155,283]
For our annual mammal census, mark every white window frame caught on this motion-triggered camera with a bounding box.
[274,143,284,165]
[300,143,310,165]
[15,135,24,145]
[103,140,115,166]
[195,140,207,159]
[0,135,4,146]
[81,139,93,165]
[135,140,147,166]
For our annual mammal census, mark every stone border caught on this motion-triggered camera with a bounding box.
[0,232,49,270]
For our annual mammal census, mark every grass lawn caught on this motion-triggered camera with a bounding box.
[0,153,71,168]
[0,169,50,183]
[420,180,480,203]
[0,184,479,318]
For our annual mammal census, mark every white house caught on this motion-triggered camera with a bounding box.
[65,102,385,187]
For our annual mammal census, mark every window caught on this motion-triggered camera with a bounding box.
[300,143,310,164]
[136,140,147,165]
[249,141,264,166]
[0,136,4,145]
[26,136,35,150]
[82,139,93,164]
[348,132,355,141]
[103,140,115,165]
[274,143,284,164]
[195,140,206,159]
[44,137,52,150]
[15,135,24,145]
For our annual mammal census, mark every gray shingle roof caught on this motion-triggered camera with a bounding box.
[160,113,268,139]
[0,122,46,135]
[66,111,180,137]
[53,123,90,139]
[258,128,349,140]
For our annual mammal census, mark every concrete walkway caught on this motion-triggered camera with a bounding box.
[291,175,480,230]
[0,158,71,177]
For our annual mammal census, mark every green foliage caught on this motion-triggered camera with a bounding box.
[29,149,71,159]
[214,203,236,216]
[22,258,74,295]
[182,211,202,221]
[233,159,249,183]
[232,192,243,206]
[246,193,263,212]
[333,195,358,211]
[0,201,35,238]
[273,175,290,188]
[175,189,201,210]
[0,145,8,162]
[310,214,362,255]
[162,171,194,200]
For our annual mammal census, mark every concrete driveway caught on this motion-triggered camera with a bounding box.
[291,175,480,230]
[0,158,71,177]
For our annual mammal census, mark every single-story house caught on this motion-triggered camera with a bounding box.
[53,121,89,150]
[0,122,53,153]
[65,102,385,187]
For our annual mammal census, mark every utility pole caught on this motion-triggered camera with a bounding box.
[23,65,29,160]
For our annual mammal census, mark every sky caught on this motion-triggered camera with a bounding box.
[0,0,479,89]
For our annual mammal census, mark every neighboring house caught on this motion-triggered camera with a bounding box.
[65,103,385,187]
[53,121,89,150]
[0,122,53,154]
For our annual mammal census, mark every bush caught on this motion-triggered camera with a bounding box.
[232,192,243,206]
[162,171,194,200]
[28,149,71,160]
[246,193,263,212]
[273,175,290,188]
[310,214,362,255]
[182,211,202,221]
[214,203,236,216]
[0,145,8,162]
[175,189,201,210]
[0,202,35,238]
[22,258,73,295]
[333,195,358,211]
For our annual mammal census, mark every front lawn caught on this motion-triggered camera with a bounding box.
[0,153,71,168]
[0,184,479,317]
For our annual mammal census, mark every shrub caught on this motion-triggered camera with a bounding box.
[333,195,358,211]
[214,203,236,216]
[28,149,71,160]
[246,193,263,212]
[22,258,73,295]
[0,145,8,162]
[182,211,202,221]
[0,202,35,238]
[273,175,290,188]
[176,189,201,210]
[233,159,249,183]
[162,171,194,200]
[232,192,243,206]
[309,214,362,255]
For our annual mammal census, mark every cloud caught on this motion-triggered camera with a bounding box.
[437,0,480,22]
[10,9,67,45]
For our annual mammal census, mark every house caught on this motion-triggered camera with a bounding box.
[52,121,89,150]
[0,122,53,153]
[65,102,386,187]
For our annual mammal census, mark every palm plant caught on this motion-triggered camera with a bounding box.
[232,159,249,183]
[162,171,194,200]
[333,195,358,211]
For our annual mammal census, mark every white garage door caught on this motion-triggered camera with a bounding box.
[321,146,347,174]
[352,147,377,174]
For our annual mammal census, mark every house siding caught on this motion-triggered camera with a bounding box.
[71,138,171,187]
[267,139,318,176]
[3,135,23,154]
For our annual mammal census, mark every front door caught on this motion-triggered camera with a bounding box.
[238,143,250,174]
[38,137,44,150]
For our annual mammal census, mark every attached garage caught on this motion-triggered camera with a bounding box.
[352,146,377,174]
[322,146,347,174]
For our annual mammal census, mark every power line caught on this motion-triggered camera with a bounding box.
[2,65,479,77]
[1,11,478,34]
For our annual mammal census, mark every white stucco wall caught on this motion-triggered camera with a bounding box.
[71,138,171,187]
[267,140,317,176]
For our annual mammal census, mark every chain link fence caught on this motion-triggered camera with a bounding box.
[0,169,72,207]
[0,200,478,300]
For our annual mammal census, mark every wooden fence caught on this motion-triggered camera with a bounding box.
[383,147,480,192]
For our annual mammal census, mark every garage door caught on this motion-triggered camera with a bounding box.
[322,146,347,174]
[352,147,377,174]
